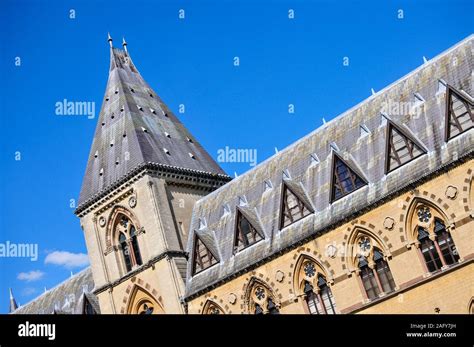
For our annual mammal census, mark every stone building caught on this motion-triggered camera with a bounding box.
[73,35,231,314]
[10,268,99,314]
[183,35,474,314]
[10,34,473,314]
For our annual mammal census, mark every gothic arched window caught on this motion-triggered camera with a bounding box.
[116,214,142,272]
[355,236,396,300]
[246,281,280,315]
[138,302,154,315]
[417,217,459,273]
[127,285,164,315]
[203,301,224,315]
[297,259,337,314]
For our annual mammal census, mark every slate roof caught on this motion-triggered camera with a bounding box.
[12,268,98,314]
[184,35,474,299]
[77,42,228,208]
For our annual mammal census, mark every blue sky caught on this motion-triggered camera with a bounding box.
[0,0,472,313]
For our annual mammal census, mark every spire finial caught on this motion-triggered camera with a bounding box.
[107,32,113,48]
[122,37,128,53]
[9,288,18,312]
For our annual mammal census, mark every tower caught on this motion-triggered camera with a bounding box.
[9,288,18,313]
[75,35,231,314]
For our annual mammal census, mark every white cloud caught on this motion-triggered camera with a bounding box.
[17,270,45,282]
[44,251,89,269]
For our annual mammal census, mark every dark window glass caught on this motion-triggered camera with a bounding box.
[419,236,443,272]
[386,123,425,173]
[119,232,132,272]
[316,276,336,314]
[192,236,218,275]
[332,156,365,201]
[139,303,154,315]
[445,86,474,141]
[84,298,96,315]
[304,281,322,314]
[130,226,142,266]
[360,265,379,300]
[267,299,279,315]
[235,210,263,252]
[375,258,396,294]
[434,220,459,266]
[280,184,312,228]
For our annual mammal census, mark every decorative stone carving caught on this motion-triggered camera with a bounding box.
[417,206,432,223]
[326,244,337,258]
[445,185,458,200]
[99,216,106,227]
[303,262,316,278]
[254,287,265,300]
[275,270,285,283]
[383,217,395,230]
[129,195,137,208]
[358,236,371,253]
[227,293,237,305]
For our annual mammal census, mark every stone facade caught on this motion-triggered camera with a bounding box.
[185,161,474,314]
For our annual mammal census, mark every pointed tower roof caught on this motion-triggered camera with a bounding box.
[77,35,229,210]
[9,288,18,313]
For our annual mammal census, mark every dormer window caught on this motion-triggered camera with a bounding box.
[192,235,218,275]
[330,153,367,202]
[163,148,170,155]
[444,85,474,141]
[385,121,426,173]
[233,208,264,253]
[150,108,156,114]
[189,153,196,159]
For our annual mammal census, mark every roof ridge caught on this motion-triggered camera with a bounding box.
[196,34,473,203]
